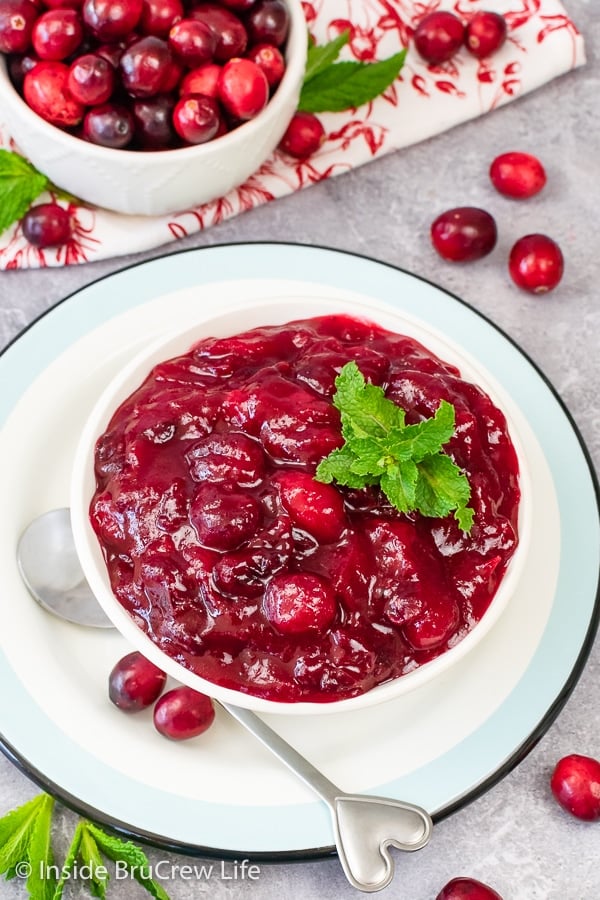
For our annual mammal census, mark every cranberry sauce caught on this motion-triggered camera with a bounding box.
[90,314,521,702]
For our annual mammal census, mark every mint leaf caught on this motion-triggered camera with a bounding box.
[79,827,109,899]
[304,30,349,82]
[53,823,83,900]
[86,823,170,900]
[298,51,406,113]
[26,795,56,900]
[315,362,474,531]
[0,795,44,875]
[0,149,48,234]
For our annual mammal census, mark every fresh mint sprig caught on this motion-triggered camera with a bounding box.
[298,30,407,113]
[316,361,475,532]
[0,149,49,235]
[0,794,170,900]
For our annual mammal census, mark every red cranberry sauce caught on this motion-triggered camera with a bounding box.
[90,315,520,702]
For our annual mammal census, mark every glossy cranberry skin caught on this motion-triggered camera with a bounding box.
[139,0,182,37]
[414,11,465,65]
[550,754,600,821]
[153,686,215,740]
[83,101,134,147]
[7,51,39,87]
[278,110,325,157]
[436,877,503,900]
[217,56,268,119]
[0,0,37,53]
[179,60,220,97]
[489,151,547,199]
[172,92,220,142]
[190,483,262,549]
[21,202,73,247]
[508,234,564,294]
[246,41,284,88]
[245,0,288,47]
[431,207,497,262]
[31,8,83,60]
[23,59,84,125]
[275,471,346,543]
[263,572,337,635]
[189,2,247,61]
[132,93,176,147]
[82,0,143,41]
[67,52,114,104]
[119,35,172,97]
[168,17,215,66]
[108,650,167,711]
[465,11,507,59]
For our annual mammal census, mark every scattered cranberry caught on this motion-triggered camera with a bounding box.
[263,572,337,635]
[278,110,325,158]
[21,201,73,247]
[550,754,600,821]
[108,650,167,711]
[153,686,215,740]
[414,11,465,65]
[0,0,37,54]
[436,877,503,899]
[489,151,547,199]
[217,56,268,120]
[465,11,507,59]
[23,60,85,126]
[67,51,114,104]
[508,234,564,294]
[430,207,497,262]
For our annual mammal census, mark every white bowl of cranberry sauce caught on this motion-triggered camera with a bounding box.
[71,295,532,715]
[0,0,307,216]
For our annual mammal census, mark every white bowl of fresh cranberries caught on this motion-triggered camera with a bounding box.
[70,292,532,715]
[0,0,307,215]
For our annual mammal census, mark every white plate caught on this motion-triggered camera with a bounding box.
[0,243,598,858]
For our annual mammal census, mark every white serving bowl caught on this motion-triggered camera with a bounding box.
[71,292,533,715]
[0,0,306,217]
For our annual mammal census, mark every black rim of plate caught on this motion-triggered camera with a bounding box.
[1,241,599,863]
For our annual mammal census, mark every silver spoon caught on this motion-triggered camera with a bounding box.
[17,508,433,893]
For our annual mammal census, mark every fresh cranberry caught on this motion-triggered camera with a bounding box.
[172,92,220,143]
[168,17,216,66]
[108,650,167,711]
[246,41,284,88]
[82,0,143,41]
[189,2,247,61]
[263,572,337,635]
[190,483,262,550]
[7,51,39,87]
[119,35,172,97]
[21,202,73,247]
[219,0,255,9]
[489,151,547,199]
[83,101,134,146]
[67,52,114,104]
[431,207,497,262]
[465,11,507,59]
[217,56,268,119]
[275,471,346,543]
[508,234,564,293]
[95,39,127,68]
[41,0,84,8]
[179,61,220,97]
[23,59,85,125]
[0,0,37,54]
[414,11,465,65]
[278,110,324,158]
[153,686,215,740]
[139,0,181,37]
[132,93,176,147]
[245,0,289,47]
[550,754,600,820]
[436,877,503,899]
[31,8,83,60]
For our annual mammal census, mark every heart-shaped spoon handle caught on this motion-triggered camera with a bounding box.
[222,703,432,893]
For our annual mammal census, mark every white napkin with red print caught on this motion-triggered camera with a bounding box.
[0,0,586,270]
